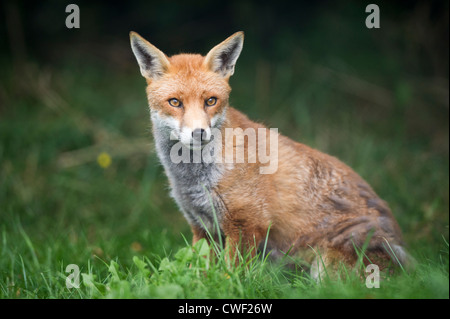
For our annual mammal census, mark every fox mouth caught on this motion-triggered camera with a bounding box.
[173,127,216,150]
[180,134,215,150]
[185,140,210,150]
[185,130,214,150]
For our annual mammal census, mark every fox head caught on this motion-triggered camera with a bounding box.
[130,31,244,149]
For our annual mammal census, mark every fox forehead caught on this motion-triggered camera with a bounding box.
[146,53,231,104]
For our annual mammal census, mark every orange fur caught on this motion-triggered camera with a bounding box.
[130,31,407,272]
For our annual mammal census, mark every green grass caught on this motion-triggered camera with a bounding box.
[0,227,448,299]
[0,4,448,298]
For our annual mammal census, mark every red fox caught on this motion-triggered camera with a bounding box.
[130,31,410,276]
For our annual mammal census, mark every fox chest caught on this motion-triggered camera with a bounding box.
[152,127,227,232]
[165,161,226,232]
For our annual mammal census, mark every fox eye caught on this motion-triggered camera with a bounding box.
[205,97,217,107]
[168,98,182,107]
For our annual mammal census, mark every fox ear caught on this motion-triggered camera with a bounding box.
[204,31,244,78]
[130,32,170,80]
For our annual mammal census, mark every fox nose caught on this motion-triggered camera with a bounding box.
[192,128,207,142]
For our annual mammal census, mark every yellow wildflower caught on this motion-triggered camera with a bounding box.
[97,152,112,168]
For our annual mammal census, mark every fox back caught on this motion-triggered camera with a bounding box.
[130,31,410,276]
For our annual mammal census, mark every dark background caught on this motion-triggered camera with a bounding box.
[2,1,449,76]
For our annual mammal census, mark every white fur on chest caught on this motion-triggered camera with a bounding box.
[168,161,224,232]
[150,111,227,232]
